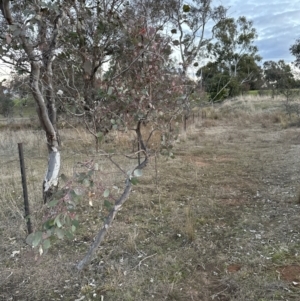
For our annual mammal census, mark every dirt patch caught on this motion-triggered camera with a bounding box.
[227,264,242,273]
[278,265,300,282]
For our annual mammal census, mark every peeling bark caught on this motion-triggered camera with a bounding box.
[30,61,60,202]
[0,3,63,202]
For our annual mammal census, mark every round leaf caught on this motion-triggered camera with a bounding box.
[43,239,51,250]
[133,169,143,177]
[56,228,65,239]
[103,189,110,198]
[47,199,59,208]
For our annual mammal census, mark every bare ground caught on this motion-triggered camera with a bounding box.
[1,100,300,300]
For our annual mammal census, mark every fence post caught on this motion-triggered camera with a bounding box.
[18,143,32,234]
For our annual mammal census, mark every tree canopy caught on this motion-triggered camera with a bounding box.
[197,16,261,101]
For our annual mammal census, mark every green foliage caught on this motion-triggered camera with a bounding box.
[290,37,300,67]
[0,93,14,117]
[104,200,113,210]
[130,177,139,185]
[182,4,190,13]
[26,231,43,248]
[263,60,296,91]
[25,169,97,251]
[200,16,261,100]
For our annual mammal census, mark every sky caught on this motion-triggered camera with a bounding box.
[222,0,300,63]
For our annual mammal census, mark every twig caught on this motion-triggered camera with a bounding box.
[0,271,13,285]
[108,155,127,176]
[132,253,157,270]
[210,285,229,300]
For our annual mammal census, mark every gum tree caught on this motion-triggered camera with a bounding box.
[202,16,260,100]
[0,0,65,201]
[0,0,230,270]
[0,0,180,268]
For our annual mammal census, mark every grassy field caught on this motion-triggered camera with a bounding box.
[1,95,300,300]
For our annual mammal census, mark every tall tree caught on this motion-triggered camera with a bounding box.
[197,54,262,101]
[200,16,260,100]
[209,16,259,76]
[169,0,226,75]
[0,0,65,201]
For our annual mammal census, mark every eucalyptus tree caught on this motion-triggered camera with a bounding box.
[0,0,232,269]
[0,0,67,201]
[201,16,260,100]
[169,0,226,75]
[208,16,259,77]
[198,54,262,101]
[0,0,186,268]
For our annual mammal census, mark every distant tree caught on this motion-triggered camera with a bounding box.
[169,0,226,75]
[0,83,13,117]
[263,60,299,117]
[167,0,227,114]
[200,16,260,101]
[196,62,228,101]
[290,38,300,67]
[209,16,259,77]
[7,75,34,116]
[263,60,296,97]
[237,55,263,91]
[197,55,262,101]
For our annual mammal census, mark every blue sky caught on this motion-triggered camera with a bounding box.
[222,0,300,63]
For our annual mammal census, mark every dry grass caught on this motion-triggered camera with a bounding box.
[1,95,300,300]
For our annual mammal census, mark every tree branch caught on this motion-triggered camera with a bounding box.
[0,0,13,24]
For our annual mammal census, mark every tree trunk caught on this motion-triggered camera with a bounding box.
[0,2,64,202]
[30,62,61,202]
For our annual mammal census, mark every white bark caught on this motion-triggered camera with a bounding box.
[43,148,60,192]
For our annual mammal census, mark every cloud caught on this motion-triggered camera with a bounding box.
[223,0,300,62]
